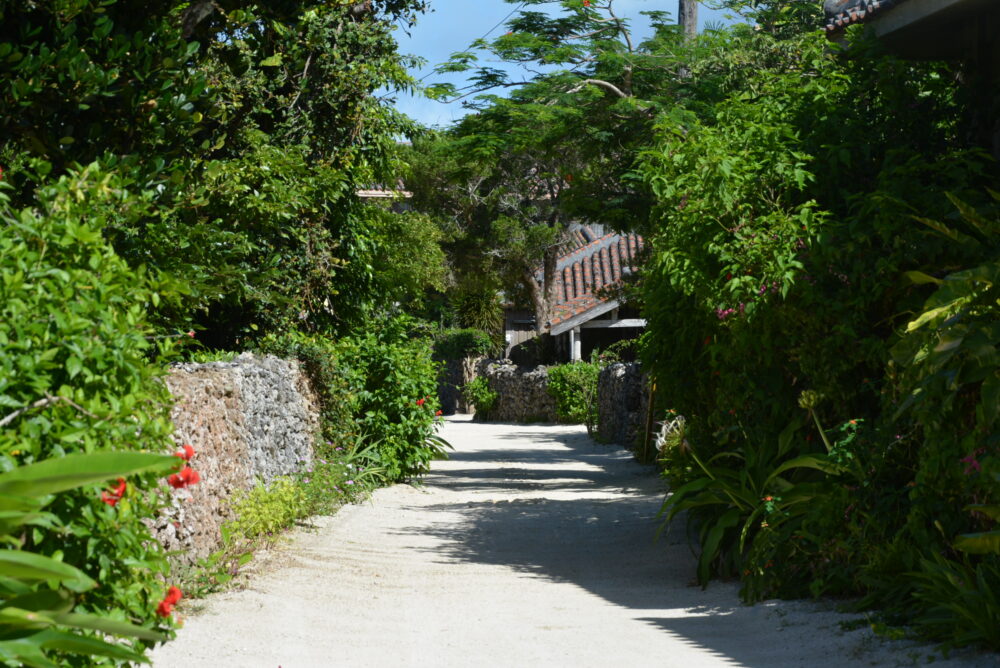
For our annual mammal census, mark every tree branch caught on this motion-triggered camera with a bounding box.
[607,1,635,54]
[288,53,313,111]
[0,396,98,429]
[567,78,630,98]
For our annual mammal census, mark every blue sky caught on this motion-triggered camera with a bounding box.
[389,1,740,128]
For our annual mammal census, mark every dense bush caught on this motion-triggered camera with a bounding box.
[462,377,498,419]
[637,11,1000,644]
[433,328,495,360]
[547,362,600,435]
[0,0,435,348]
[0,173,189,664]
[260,317,447,483]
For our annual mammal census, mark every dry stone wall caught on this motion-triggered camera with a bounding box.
[597,362,648,449]
[438,355,483,415]
[150,353,319,564]
[476,359,558,423]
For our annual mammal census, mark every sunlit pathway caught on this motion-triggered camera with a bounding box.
[152,417,992,668]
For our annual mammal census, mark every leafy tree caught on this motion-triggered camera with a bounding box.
[0,0,435,346]
[407,1,681,330]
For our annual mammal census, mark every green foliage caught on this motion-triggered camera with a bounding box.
[627,6,1000,645]
[912,554,1000,650]
[450,282,505,341]
[0,0,434,347]
[463,377,498,419]
[0,174,184,665]
[336,318,450,481]
[260,317,448,483]
[547,361,600,435]
[0,3,444,663]
[0,453,180,667]
[433,329,495,361]
[223,478,308,544]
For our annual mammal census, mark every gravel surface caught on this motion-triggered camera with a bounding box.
[151,416,995,668]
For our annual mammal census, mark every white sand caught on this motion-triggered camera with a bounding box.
[151,416,995,667]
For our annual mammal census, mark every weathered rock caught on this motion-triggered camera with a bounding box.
[476,359,558,423]
[597,362,648,449]
[438,355,483,415]
[152,353,320,564]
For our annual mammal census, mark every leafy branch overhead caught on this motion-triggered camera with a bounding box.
[426,0,680,104]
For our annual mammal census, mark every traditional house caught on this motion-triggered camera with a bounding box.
[505,225,645,363]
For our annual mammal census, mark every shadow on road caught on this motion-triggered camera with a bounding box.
[393,424,892,668]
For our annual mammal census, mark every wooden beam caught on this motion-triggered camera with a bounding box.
[579,319,647,330]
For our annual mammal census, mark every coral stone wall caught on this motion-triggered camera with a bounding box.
[476,359,559,423]
[597,362,648,449]
[150,354,319,564]
[438,355,483,415]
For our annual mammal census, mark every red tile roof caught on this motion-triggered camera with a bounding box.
[825,0,908,35]
[541,231,643,332]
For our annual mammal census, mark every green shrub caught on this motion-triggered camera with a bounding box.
[337,317,448,482]
[635,15,1000,639]
[0,169,184,664]
[433,328,495,360]
[547,362,600,435]
[463,377,498,419]
[260,316,447,483]
[223,477,308,543]
[0,452,182,666]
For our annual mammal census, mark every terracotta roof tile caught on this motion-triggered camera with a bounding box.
[537,231,644,329]
[825,0,907,35]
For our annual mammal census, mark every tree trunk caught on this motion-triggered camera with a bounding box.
[522,244,561,334]
[679,0,698,41]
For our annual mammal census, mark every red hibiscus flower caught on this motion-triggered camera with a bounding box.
[156,586,183,617]
[101,477,127,506]
[167,466,201,489]
[416,398,425,406]
[174,444,195,461]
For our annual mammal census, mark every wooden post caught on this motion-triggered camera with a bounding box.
[641,381,657,463]
[679,0,698,41]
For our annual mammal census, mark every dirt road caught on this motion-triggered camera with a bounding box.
[151,416,992,667]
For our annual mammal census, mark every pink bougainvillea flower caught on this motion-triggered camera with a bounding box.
[960,454,982,475]
[187,330,195,338]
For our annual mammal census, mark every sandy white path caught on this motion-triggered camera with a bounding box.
[151,416,994,668]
